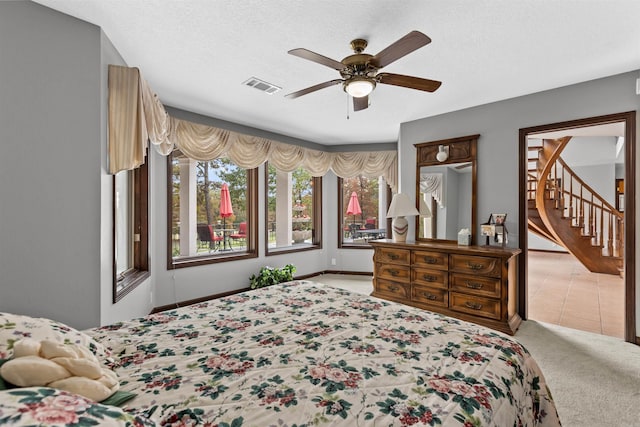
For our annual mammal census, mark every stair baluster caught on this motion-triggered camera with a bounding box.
[568,174,574,219]
[529,136,623,275]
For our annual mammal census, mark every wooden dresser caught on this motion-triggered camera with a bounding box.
[370,240,522,335]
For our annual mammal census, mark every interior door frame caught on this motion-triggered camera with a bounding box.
[518,111,636,343]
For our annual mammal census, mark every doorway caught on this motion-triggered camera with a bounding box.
[518,111,636,343]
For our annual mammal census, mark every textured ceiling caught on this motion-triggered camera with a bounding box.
[33,0,640,146]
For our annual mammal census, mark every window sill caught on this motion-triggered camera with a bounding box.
[170,250,258,269]
[114,270,150,303]
[266,243,322,256]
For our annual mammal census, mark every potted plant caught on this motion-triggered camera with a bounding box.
[249,264,296,289]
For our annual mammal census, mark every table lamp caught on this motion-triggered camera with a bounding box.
[386,193,420,243]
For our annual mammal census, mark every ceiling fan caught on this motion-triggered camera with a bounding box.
[285,31,442,111]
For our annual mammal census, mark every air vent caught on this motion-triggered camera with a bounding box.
[242,77,281,94]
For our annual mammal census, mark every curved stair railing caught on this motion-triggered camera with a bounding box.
[529,137,623,275]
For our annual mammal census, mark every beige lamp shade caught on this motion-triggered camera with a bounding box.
[386,193,420,242]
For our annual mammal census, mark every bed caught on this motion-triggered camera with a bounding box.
[0,280,560,426]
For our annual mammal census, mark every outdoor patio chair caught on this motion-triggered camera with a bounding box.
[197,224,223,251]
[230,222,247,247]
[348,223,361,238]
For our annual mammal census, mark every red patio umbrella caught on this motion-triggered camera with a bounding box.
[220,183,234,227]
[220,183,234,250]
[346,191,362,228]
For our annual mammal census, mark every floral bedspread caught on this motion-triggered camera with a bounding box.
[88,281,561,426]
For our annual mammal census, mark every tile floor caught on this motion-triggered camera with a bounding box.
[310,250,625,339]
[526,250,625,339]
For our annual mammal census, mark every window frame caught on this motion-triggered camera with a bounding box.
[337,176,392,249]
[112,159,149,303]
[166,152,258,269]
[264,163,323,256]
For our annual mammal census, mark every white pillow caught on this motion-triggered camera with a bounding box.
[0,312,109,361]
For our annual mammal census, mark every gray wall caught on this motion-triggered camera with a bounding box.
[0,2,103,329]
[398,70,640,330]
[0,2,152,329]
[571,164,616,206]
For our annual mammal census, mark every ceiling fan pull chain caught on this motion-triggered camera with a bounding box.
[346,94,350,120]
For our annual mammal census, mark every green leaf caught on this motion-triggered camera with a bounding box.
[249,264,296,288]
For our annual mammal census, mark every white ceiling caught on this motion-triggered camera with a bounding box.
[33,0,640,146]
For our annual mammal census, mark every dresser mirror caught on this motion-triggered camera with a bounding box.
[414,134,478,244]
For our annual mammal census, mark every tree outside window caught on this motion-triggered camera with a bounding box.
[266,164,321,254]
[168,152,257,268]
[339,175,390,247]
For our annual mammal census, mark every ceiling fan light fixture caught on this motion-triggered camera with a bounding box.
[344,77,375,98]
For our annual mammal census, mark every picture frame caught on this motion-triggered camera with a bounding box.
[495,225,506,244]
[481,224,495,237]
[490,213,507,225]
[481,213,508,246]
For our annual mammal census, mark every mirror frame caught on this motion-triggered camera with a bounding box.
[414,134,479,244]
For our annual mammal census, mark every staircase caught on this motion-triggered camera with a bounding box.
[527,137,623,275]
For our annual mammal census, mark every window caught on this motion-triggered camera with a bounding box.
[113,160,149,302]
[338,175,390,248]
[265,163,322,254]
[168,151,257,268]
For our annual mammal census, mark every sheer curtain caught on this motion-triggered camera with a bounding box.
[108,65,397,191]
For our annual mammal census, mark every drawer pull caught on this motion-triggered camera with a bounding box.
[465,301,483,310]
[467,262,484,271]
[422,292,437,301]
[466,282,484,289]
[388,254,399,260]
[422,274,437,282]
[388,285,399,292]
[388,269,399,277]
[423,256,438,264]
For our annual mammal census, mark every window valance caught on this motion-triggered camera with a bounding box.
[108,65,397,191]
[419,173,444,207]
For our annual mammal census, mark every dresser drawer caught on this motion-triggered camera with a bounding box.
[412,250,448,270]
[376,263,411,283]
[450,292,501,320]
[374,247,410,265]
[412,267,448,289]
[375,279,410,299]
[450,254,502,278]
[411,285,448,308]
[450,273,501,298]
[369,241,521,335]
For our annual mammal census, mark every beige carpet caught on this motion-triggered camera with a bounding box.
[311,274,640,427]
[516,320,640,427]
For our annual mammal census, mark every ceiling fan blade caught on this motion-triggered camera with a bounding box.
[285,79,343,99]
[377,73,442,92]
[288,48,345,71]
[369,31,431,68]
[353,95,369,111]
